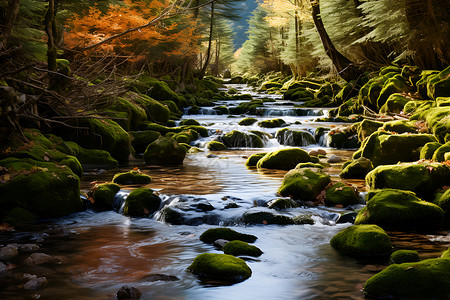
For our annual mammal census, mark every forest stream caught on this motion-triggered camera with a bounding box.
[1,84,449,300]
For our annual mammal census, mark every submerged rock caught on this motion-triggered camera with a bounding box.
[23,277,48,290]
[223,240,263,257]
[364,258,450,299]
[200,228,257,244]
[355,189,444,230]
[112,170,152,185]
[240,208,295,225]
[142,274,179,282]
[188,253,252,283]
[277,168,331,201]
[116,285,142,299]
[330,224,392,258]
[257,148,311,170]
[245,153,267,167]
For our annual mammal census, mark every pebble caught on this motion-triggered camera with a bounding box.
[0,245,19,261]
[317,149,327,155]
[213,239,229,250]
[308,150,320,157]
[24,253,62,266]
[117,285,142,299]
[23,277,48,290]
[327,154,343,163]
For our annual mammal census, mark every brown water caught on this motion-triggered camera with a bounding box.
[1,84,449,299]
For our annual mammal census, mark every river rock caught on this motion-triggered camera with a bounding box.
[123,188,161,217]
[207,140,227,151]
[365,162,450,200]
[200,228,257,244]
[277,167,331,201]
[238,117,258,126]
[330,224,392,258]
[339,157,373,179]
[267,198,298,210]
[325,182,359,207]
[245,153,267,167]
[276,128,315,147]
[23,277,48,290]
[357,119,383,142]
[143,136,186,165]
[219,130,263,148]
[0,262,6,273]
[213,239,229,249]
[24,253,62,266]
[257,148,311,170]
[17,244,40,253]
[112,170,151,185]
[355,189,444,230]
[364,258,450,299]
[117,285,142,299]
[0,245,19,261]
[91,183,121,211]
[432,141,450,162]
[420,142,442,160]
[240,208,295,225]
[223,240,263,257]
[257,118,286,128]
[188,253,252,283]
[142,274,179,282]
[389,250,420,264]
[327,155,343,163]
[434,188,450,226]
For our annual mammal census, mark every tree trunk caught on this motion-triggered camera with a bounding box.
[45,0,57,71]
[310,0,363,82]
[0,0,21,51]
[199,1,214,78]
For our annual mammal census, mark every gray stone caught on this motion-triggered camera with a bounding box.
[23,277,48,290]
[213,239,229,250]
[24,253,62,266]
[0,262,6,273]
[327,154,343,163]
[0,245,19,261]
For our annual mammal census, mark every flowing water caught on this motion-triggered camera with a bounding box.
[1,84,449,300]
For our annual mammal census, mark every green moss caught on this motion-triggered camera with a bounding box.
[111,96,148,130]
[123,188,161,217]
[207,141,227,151]
[112,170,151,185]
[432,142,450,162]
[3,207,37,226]
[295,162,323,169]
[277,168,331,201]
[220,130,263,148]
[330,224,392,257]
[339,157,373,179]
[376,75,410,109]
[420,142,442,160]
[364,258,450,299]
[379,93,412,114]
[257,148,310,170]
[426,66,450,99]
[276,128,315,146]
[129,130,161,154]
[325,182,359,207]
[0,157,83,219]
[434,188,450,226]
[258,118,286,128]
[390,250,420,264]
[441,248,450,259]
[357,119,383,142]
[366,162,450,200]
[381,120,417,134]
[143,137,186,165]
[59,156,83,178]
[200,228,257,244]
[64,141,118,169]
[130,93,170,124]
[244,153,266,167]
[355,189,444,230]
[223,240,263,257]
[179,119,200,126]
[183,125,209,137]
[238,117,258,126]
[411,106,450,143]
[92,183,120,211]
[188,253,252,283]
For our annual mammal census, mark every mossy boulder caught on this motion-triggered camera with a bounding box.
[381,120,417,134]
[327,127,360,149]
[123,188,161,217]
[276,128,315,146]
[379,93,412,114]
[295,162,323,169]
[339,157,373,179]
[220,130,263,148]
[112,170,151,185]
[363,258,450,299]
[257,148,311,170]
[411,106,450,143]
[179,119,200,126]
[330,225,392,258]
[419,142,442,160]
[143,137,186,165]
[377,75,410,108]
[92,183,120,211]
[61,141,118,169]
[441,248,450,259]
[223,240,263,257]
[360,131,437,166]
[257,118,286,128]
[200,228,257,244]
[0,157,83,220]
[357,119,383,142]
[365,162,450,200]
[277,168,331,201]
[245,153,267,167]
[390,250,420,264]
[355,189,444,230]
[110,95,148,130]
[432,141,450,162]
[207,141,227,151]
[129,130,161,154]
[188,253,252,283]
[238,117,258,126]
[434,188,450,226]
[403,100,435,114]
[2,207,37,226]
[267,198,298,210]
[426,66,450,100]
[325,182,359,207]
[240,209,295,225]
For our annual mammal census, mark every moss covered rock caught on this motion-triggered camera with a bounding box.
[390,250,420,264]
[129,130,161,154]
[240,209,295,225]
[207,141,227,151]
[426,66,450,100]
[123,188,161,217]
[267,198,298,210]
[325,182,359,207]
[220,130,263,148]
[188,253,252,283]
[223,240,263,257]
[200,228,257,244]
[143,137,186,165]
[238,117,258,126]
[277,168,331,201]
[432,141,450,162]
[355,189,444,230]
[110,95,148,130]
[339,157,373,179]
[365,162,450,200]
[257,148,311,170]
[434,188,450,226]
[179,119,200,126]
[363,258,450,299]
[257,118,286,128]
[112,170,151,185]
[276,128,315,146]
[245,153,267,167]
[357,119,383,142]
[420,142,442,160]
[360,131,437,166]
[61,141,118,169]
[411,106,450,143]
[441,248,450,259]
[2,207,37,226]
[0,157,83,220]
[330,224,392,258]
[379,93,412,114]
[327,127,360,149]
[92,183,120,211]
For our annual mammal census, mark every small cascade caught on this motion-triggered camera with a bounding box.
[261,107,326,117]
[276,128,316,147]
[113,190,131,214]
